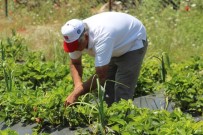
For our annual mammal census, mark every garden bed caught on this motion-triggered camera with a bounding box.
[1,92,202,135]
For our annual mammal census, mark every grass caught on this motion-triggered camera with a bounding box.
[0,0,203,63]
[149,10,203,62]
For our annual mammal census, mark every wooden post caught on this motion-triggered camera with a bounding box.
[5,0,8,17]
[109,0,112,11]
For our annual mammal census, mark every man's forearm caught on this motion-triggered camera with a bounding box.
[69,61,108,99]
[81,65,108,95]
[70,63,83,87]
[72,74,105,97]
[82,74,106,94]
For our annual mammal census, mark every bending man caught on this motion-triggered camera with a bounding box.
[61,12,148,106]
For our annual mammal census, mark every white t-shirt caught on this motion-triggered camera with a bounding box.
[69,12,147,67]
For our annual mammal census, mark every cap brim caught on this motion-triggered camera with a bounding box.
[63,40,79,53]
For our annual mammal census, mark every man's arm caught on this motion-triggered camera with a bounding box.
[70,57,83,87]
[83,65,109,92]
[65,57,83,105]
[65,57,109,105]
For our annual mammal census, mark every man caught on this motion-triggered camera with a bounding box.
[61,12,148,106]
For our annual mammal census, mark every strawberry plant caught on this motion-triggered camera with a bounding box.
[0,129,18,135]
[164,56,203,116]
[14,52,69,90]
[135,52,171,97]
[106,100,203,135]
[74,100,203,134]
[135,58,161,97]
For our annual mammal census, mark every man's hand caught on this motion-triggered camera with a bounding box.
[64,92,78,106]
[64,85,84,106]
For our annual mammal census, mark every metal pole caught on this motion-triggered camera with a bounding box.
[109,0,112,11]
[5,0,8,17]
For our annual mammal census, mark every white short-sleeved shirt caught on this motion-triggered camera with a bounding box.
[69,12,147,67]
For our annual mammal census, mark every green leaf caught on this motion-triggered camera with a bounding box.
[109,116,126,126]
[111,124,120,132]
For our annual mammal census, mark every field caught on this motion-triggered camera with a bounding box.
[0,0,203,134]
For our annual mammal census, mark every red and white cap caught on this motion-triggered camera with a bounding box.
[61,19,84,52]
